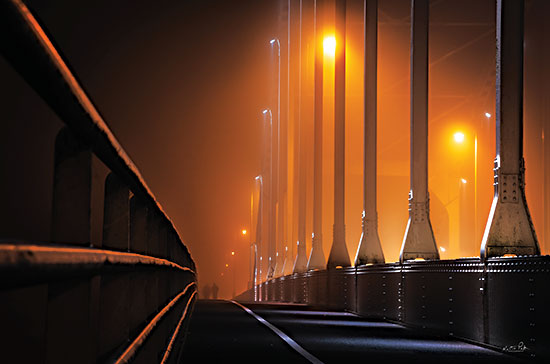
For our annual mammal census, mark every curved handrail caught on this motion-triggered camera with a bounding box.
[0,0,194,269]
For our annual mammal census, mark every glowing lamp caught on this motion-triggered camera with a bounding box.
[323,36,336,56]
[454,132,465,144]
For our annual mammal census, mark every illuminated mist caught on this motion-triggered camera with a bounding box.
[1,0,549,300]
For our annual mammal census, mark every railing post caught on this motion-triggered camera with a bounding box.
[481,0,539,259]
[48,127,99,363]
[399,0,439,263]
[130,195,148,255]
[327,0,351,269]
[99,272,130,360]
[146,212,160,315]
[99,172,130,359]
[102,172,130,251]
[51,127,92,245]
[355,0,385,266]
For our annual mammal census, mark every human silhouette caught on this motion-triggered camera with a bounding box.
[211,282,219,299]
[202,283,211,299]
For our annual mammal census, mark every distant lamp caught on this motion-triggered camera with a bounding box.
[461,178,467,184]
[454,132,465,144]
[484,112,491,118]
[241,229,247,236]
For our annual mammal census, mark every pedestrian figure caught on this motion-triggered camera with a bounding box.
[202,283,211,299]
[211,282,219,299]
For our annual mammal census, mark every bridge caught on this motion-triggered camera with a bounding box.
[0,0,548,363]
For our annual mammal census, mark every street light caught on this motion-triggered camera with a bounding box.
[323,36,336,56]
[453,131,465,144]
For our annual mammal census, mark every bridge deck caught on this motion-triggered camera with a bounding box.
[181,300,525,363]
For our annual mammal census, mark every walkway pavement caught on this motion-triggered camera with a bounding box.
[181,300,526,363]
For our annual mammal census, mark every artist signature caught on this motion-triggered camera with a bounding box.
[502,341,529,353]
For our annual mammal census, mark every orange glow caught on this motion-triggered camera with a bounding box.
[231,251,235,256]
[454,131,465,143]
[225,263,229,267]
[323,36,336,56]
[241,229,247,236]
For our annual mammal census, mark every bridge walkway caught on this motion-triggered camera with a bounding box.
[181,300,525,363]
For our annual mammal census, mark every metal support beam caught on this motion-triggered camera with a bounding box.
[308,0,326,271]
[355,0,385,266]
[281,0,294,277]
[270,38,281,278]
[327,0,351,269]
[294,0,308,273]
[481,0,539,259]
[254,176,263,297]
[276,0,290,279]
[399,0,439,263]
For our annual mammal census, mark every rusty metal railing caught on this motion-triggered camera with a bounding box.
[0,0,197,363]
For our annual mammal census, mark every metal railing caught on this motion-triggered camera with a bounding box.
[239,256,550,361]
[0,0,196,363]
